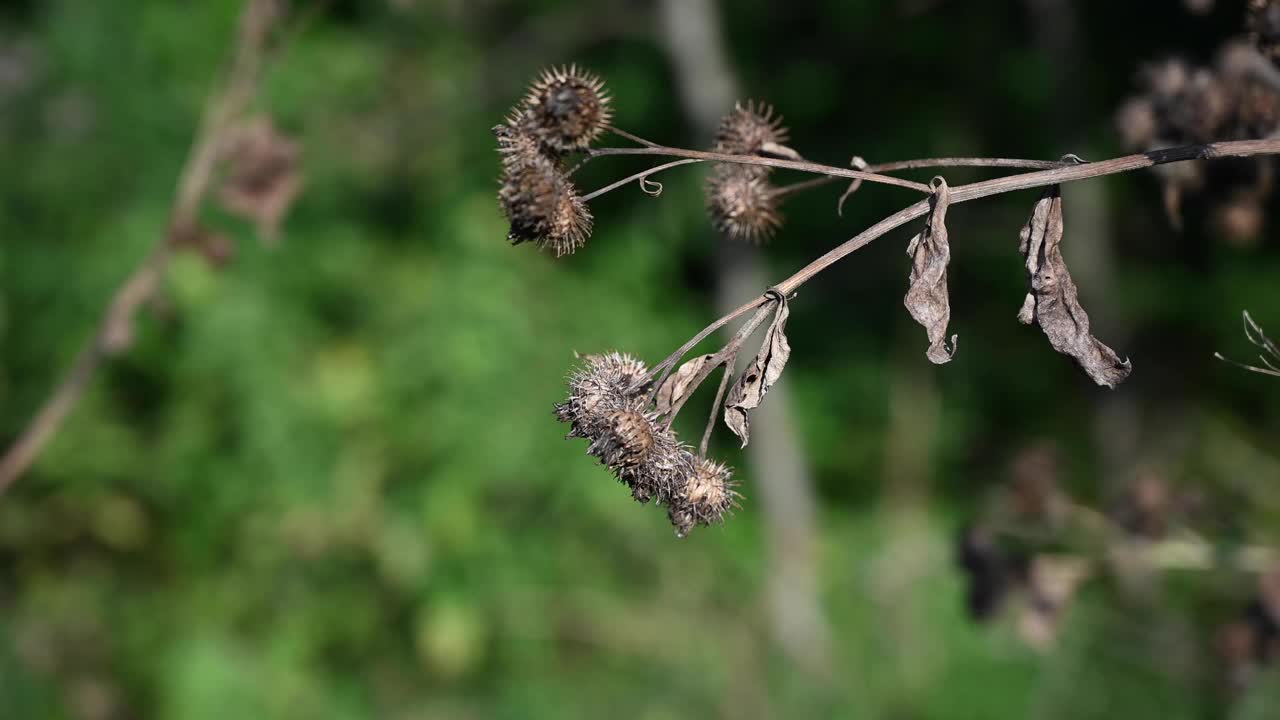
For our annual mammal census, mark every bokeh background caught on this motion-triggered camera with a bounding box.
[2,0,1280,718]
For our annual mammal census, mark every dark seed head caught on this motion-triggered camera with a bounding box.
[714,100,788,156]
[705,165,782,243]
[555,352,649,439]
[518,65,612,155]
[1249,0,1280,65]
[496,124,593,256]
[667,457,738,538]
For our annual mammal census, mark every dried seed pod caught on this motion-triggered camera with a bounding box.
[714,100,792,157]
[667,457,738,538]
[705,164,782,242]
[496,125,593,256]
[1249,0,1280,66]
[517,65,612,155]
[590,410,692,505]
[555,352,649,439]
[593,409,654,469]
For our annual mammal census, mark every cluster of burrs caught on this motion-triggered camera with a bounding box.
[554,353,738,538]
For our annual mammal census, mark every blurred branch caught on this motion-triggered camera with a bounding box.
[0,0,285,497]
[1216,311,1280,378]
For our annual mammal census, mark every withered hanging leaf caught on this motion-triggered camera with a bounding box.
[1018,186,1132,388]
[656,354,715,414]
[723,299,791,447]
[904,177,958,364]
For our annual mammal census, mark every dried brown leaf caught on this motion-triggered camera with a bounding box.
[656,354,715,414]
[904,177,957,364]
[723,299,791,447]
[1018,186,1132,388]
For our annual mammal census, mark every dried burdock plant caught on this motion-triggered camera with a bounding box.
[1216,311,1280,378]
[490,54,1280,536]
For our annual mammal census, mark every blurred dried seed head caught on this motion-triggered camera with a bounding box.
[666,458,737,538]
[218,117,302,245]
[495,124,593,256]
[1119,48,1280,232]
[705,164,782,242]
[517,65,611,155]
[714,100,792,157]
[1249,0,1280,65]
[555,352,648,440]
[1212,190,1266,245]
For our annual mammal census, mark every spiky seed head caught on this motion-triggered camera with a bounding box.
[667,458,738,538]
[714,100,789,156]
[1249,0,1280,65]
[593,409,655,469]
[555,352,649,439]
[705,165,782,243]
[518,65,612,155]
[496,125,594,256]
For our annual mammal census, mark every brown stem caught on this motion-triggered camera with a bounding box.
[866,157,1069,172]
[769,175,841,198]
[0,0,281,497]
[663,302,774,425]
[646,139,1280,421]
[588,146,932,193]
[581,159,703,202]
[699,358,736,457]
[777,140,1280,295]
[604,124,663,148]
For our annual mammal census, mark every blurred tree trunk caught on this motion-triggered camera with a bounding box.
[656,0,832,675]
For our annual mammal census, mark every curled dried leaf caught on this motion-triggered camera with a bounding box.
[836,155,869,217]
[723,299,791,447]
[1018,186,1132,388]
[904,177,958,364]
[656,354,715,414]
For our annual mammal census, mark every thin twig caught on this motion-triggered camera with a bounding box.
[0,0,282,497]
[582,159,703,201]
[663,302,774,425]
[604,124,663,148]
[769,175,841,198]
[588,146,933,193]
[699,358,736,457]
[866,157,1070,172]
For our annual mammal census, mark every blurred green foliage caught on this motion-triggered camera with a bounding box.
[1,1,1278,718]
